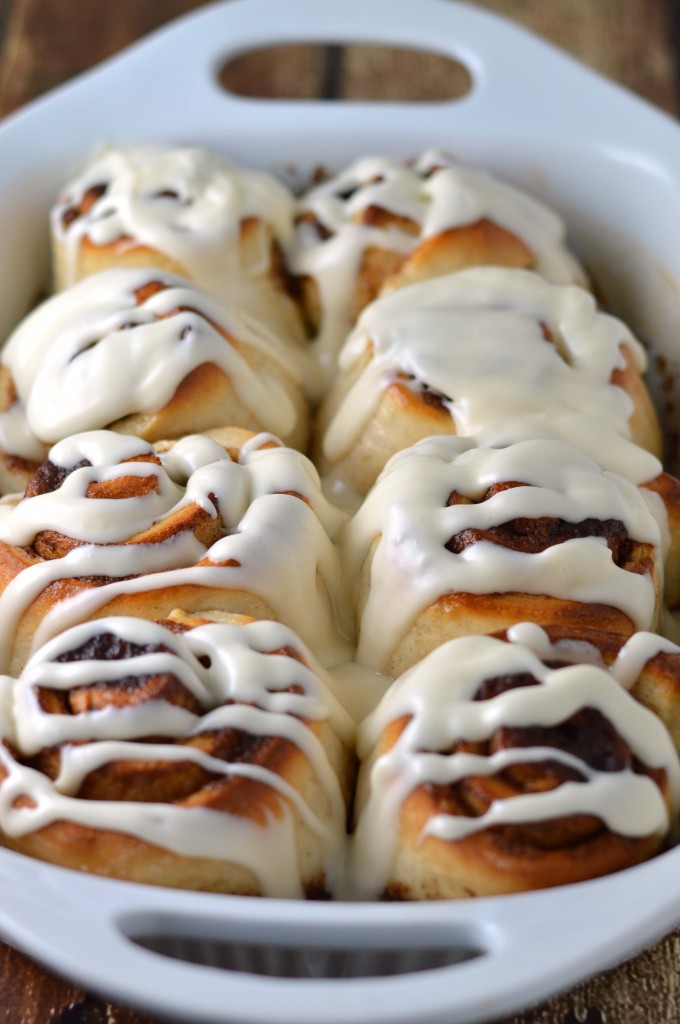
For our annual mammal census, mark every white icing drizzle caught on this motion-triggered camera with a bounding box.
[341,435,665,672]
[505,621,607,667]
[350,634,680,899]
[506,621,680,698]
[0,616,354,898]
[0,268,307,454]
[51,144,296,293]
[289,151,586,376]
[609,630,680,690]
[0,431,349,671]
[321,267,660,485]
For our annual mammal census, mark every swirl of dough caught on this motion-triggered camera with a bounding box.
[500,621,680,757]
[0,430,348,674]
[341,434,666,675]
[0,268,310,493]
[351,632,680,899]
[0,612,354,897]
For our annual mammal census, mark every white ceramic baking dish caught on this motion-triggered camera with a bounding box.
[2,1,680,1021]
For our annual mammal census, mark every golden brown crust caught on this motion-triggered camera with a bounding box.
[643,469,680,609]
[391,785,661,898]
[366,692,670,899]
[315,375,456,495]
[611,345,663,459]
[53,216,308,349]
[383,592,644,679]
[379,219,535,299]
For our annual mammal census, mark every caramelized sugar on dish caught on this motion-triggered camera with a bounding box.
[350,628,680,899]
[0,268,310,494]
[0,429,347,675]
[0,142,675,900]
[0,612,355,897]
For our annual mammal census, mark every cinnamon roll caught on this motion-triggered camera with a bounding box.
[350,633,680,899]
[496,621,680,757]
[341,435,666,676]
[0,429,347,675]
[0,614,354,896]
[51,144,306,347]
[290,150,587,379]
[316,267,662,498]
[0,267,310,493]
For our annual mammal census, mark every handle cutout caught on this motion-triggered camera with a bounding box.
[121,912,486,978]
[219,44,472,102]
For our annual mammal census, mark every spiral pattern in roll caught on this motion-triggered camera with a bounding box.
[0,612,355,896]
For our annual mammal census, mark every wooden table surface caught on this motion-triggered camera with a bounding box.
[1,1,680,1022]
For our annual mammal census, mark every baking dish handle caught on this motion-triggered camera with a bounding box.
[1,848,679,1024]
[76,0,680,161]
[5,0,680,197]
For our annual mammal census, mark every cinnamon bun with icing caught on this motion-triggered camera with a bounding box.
[0,268,311,494]
[290,150,587,381]
[350,633,680,899]
[316,267,662,498]
[0,429,347,675]
[496,621,680,757]
[341,435,667,676]
[51,144,307,347]
[0,613,354,897]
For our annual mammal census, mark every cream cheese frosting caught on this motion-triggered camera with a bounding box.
[321,267,660,487]
[290,150,587,378]
[52,144,296,293]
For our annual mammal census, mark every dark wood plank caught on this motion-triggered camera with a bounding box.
[0,0,214,118]
[1,0,678,115]
[220,44,472,102]
[0,946,158,1024]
